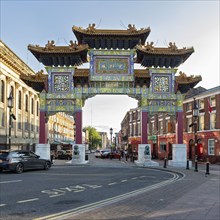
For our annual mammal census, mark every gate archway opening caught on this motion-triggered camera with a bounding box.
[83,94,138,132]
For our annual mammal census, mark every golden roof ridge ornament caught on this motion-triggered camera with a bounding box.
[69,40,78,50]
[127,24,137,33]
[45,40,55,50]
[86,23,96,33]
[176,71,202,83]
[168,42,178,51]
[144,41,154,51]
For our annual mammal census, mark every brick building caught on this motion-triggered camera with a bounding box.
[121,86,220,163]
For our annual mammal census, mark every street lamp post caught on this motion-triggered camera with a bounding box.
[110,128,113,159]
[7,93,14,152]
[193,98,199,172]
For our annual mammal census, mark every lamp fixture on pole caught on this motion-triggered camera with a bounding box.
[7,92,14,152]
[193,97,199,172]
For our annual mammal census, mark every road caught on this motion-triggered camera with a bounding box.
[0,155,183,220]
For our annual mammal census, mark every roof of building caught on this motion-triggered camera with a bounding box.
[28,42,88,66]
[72,24,151,49]
[28,24,194,67]
[135,43,194,68]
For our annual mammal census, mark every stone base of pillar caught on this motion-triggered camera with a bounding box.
[135,159,159,167]
[35,144,50,161]
[135,144,159,167]
[67,144,89,165]
[168,160,192,167]
[168,144,192,168]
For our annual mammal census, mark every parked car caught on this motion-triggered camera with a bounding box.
[56,150,72,160]
[100,150,111,158]
[0,150,51,174]
[95,150,102,158]
[109,151,121,159]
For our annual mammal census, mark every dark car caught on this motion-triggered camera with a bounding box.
[0,150,51,174]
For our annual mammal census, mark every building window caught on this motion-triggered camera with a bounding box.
[159,120,163,134]
[25,116,29,130]
[137,111,141,120]
[18,91,21,109]
[138,123,141,136]
[208,139,215,155]
[166,120,172,133]
[133,124,136,136]
[25,95,28,112]
[31,98,34,114]
[210,96,216,107]
[151,121,155,135]
[0,80,5,103]
[160,143,166,152]
[36,120,39,132]
[31,118,34,131]
[199,115,204,131]
[129,124,132,136]
[129,113,132,122]
[0,108,5,127]
[187,117,192,132]
[18,114,22,130]
[36,101,39,116]
[210,113,216,130]
[186,102,192,111]
[199,99,204,109]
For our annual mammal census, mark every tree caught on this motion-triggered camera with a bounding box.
[83,126,102,150]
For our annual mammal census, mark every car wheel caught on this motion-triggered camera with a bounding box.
[15,163,24,174]
[44,161,51,170]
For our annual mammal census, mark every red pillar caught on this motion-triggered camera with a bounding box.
[39,111,48,144]
[176,111,183,144]
[141,111,148,144]
[75,111,82,144]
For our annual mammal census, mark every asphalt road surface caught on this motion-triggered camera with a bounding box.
[0,160,182,220]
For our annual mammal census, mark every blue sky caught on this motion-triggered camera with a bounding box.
[1,0,219,135]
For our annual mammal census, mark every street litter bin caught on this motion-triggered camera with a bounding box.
[85,154,88,160]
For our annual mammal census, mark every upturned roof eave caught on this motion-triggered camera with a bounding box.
[72,25,151,37]
[136,46,194,56]
[28,44,89,55]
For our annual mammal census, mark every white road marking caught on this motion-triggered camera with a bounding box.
[34,172,182,220]
[121,179,128,182]
[17,198,39,203]
[131,177,138,180]
[50,194,65,198]
[0,180,22,184]
[139,176,146,178]
[108,182,117,185]
[0,204,6,207]
[82,184,102,189]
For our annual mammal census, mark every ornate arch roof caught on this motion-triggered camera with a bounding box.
[135,43,194,68]
[28,41,88,66]
[72,24,151,49]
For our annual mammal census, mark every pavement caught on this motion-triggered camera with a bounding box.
[52,155,220,220]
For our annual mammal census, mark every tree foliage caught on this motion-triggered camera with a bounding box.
[83,126,102,150]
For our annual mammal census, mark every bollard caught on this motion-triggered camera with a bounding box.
[194,155,198,172]
[163,157,167,168]
[205,158,210,175]
[186,159,189,170]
